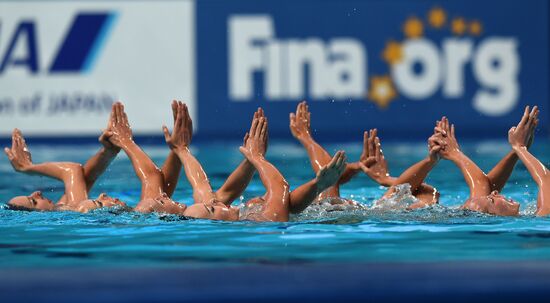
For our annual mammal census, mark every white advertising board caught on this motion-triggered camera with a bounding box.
[0,0,195,136]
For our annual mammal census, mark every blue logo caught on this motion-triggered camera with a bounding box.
[0,12,118,74]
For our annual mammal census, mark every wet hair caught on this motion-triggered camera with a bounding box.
[158,214,191,221]
[5,203,34,212]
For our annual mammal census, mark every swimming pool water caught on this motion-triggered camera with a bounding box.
[1,140,550,268]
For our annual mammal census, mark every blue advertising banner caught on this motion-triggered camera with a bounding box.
[196,0,549,140]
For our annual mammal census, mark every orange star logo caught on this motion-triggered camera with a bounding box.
[382,40,403,65]
[451,17,467,35]
[428,7,446,28]
[367,76,397,108]
[403,16,423,38]
[469,20,483,36]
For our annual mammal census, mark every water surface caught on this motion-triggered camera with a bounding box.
[1,140,549,268]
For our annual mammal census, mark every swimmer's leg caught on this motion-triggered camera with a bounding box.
[289,151,346,213]
[4,129,88,205]
[164,102,215,204]
[290,101,339,198]
[242,111,290,222]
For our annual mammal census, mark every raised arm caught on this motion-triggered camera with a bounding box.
[80,130,120,192]
[160,101,184,197]
[289,151,346,213]
[215,113,264,205]
[160,152,181,197]
[290,101,332,172]
[436,117,491,198]
[4,129,88,205]
[512,145,548,186]
[508,106,547,186]
[380,136,441,196]
[241,112,290,222]
[510,142,550,216]
[79,106,121,192]
[356,129,396,186]
[108,102,164,200]
[486,106,539,191]
[163,101,216,204]
[508,106,550,216]
[290,101,340,198]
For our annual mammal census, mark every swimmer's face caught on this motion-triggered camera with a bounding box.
[135,194,187,214]
[485,191,520,216]
[184,201,239,221]
[77,193,129,213]
[96,193,127,208]
[8,191,54,211]
[467,191,520,216]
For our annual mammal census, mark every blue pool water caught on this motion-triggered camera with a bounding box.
[1,140,550,269]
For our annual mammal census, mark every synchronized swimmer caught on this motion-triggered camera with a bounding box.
[2,101,549,221]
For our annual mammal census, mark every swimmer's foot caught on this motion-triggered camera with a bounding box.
[316,151,346,192]
[4,128,33,172]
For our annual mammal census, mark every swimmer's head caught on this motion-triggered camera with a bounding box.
[96,193,128,208]
[466,191,520,216]
[77,193,130,213]
[7,191,54,211]
[183,201,239,221]
[134,193,187,214]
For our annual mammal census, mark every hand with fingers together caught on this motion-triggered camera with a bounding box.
[240,114,268,160]
[243,108,268,155]
[163,101,193,150]
[509,106,539,149]
[4,128,33,172]
[316,151,347,191]
[358,129,391,183]
[290,101,312,140]
[434,117,460,160]
[526,106,539,148]
[99,130,119,153]
[427,134,445,162]
[108,102,134,148]
[428,141,442,162]
[98,104,121,153]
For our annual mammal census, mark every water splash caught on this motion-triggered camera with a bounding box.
[372,183,417,210]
